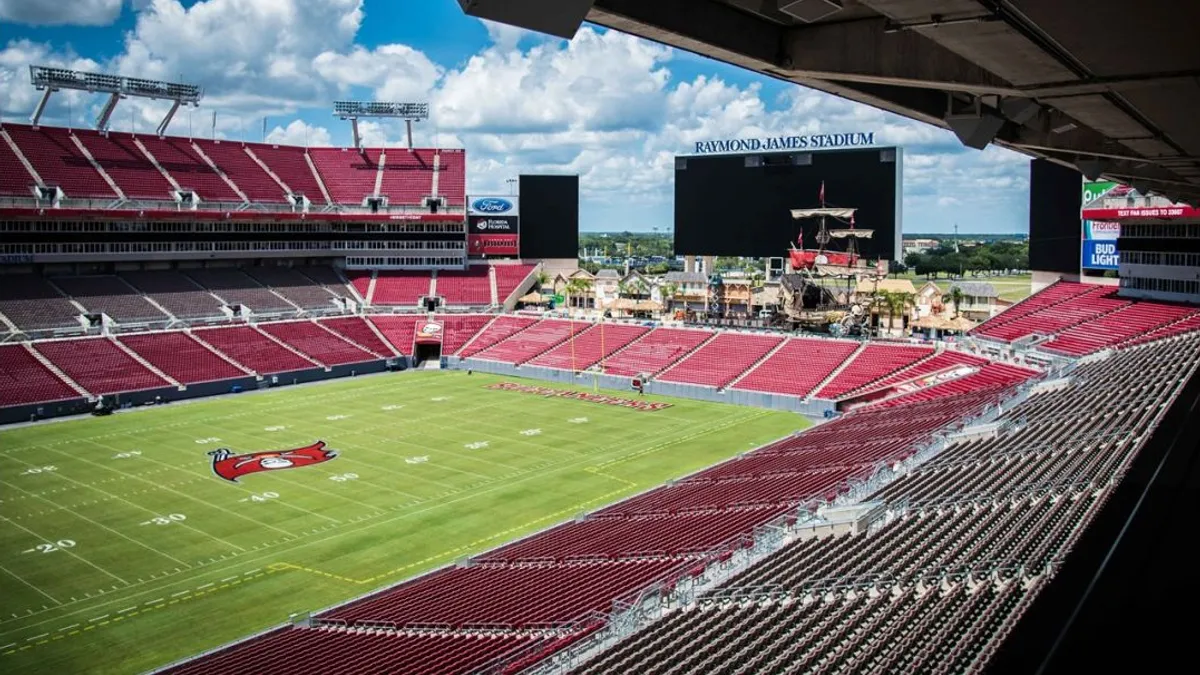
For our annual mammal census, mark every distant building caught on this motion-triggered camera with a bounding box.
[903,238,940,254]
[947,281,999,320]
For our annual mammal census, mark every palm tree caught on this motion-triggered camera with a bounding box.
[888,292,914,332]
[660,281,679,314]
[943,285,966,318]
[567,277,594,312]
[534,270,550,293]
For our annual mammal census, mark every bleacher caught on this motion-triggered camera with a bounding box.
[436,314,494,355]
[370,271,432,306]
[0,344,81,407]
[162,628,575,675]
[119,332,247,384]
[1040,301,1198,355]
[456,316,537,357]
[75,131,176,200]
[0,129,36,196]
[600,328,712,377]
[33,338,169,395]
[434,150,467,206]
[526,322,650,371]
[436,267,491,306]
[191,139,288,202]
[120,271,223,319]
[657,332,784,388]
[244,267,341,310]
[3,125,116,198]
[970,280,1094,338]
[493,264,536,303]
[249,144,328,204]
[136,135,241,202]
[320,559,679,628]
[732,337,859,397]
[185,269,296,313]
[192,326,316,374]
[367,316,421,356]
[379,149,433,205]
[308,148,380,205]
[319,317,395,357]
[574,337,1200,675]
[814,343,934,399]
[51,276,166,323]
[257,321,378,366]
[0,275,82,331]
[473,319,579,364]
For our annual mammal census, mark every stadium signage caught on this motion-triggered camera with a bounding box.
[469,216,518,233]
[1082,240,1119,270]
[693,132,876,154]
[208,441,337,483]
[486,382,671,411]
[469,196,519,216]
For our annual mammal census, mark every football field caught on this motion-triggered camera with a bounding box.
[0,370,807,674]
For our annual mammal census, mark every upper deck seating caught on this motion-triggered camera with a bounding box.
[3,125,116,198]
[120,271,223,318]
[75,131,176,200]
[191,139,287,202]
[378,149,433,205]
[437,267,491,306]
[249,144,327,204]
[244,267,340,310]
[51,276,166,323]
[308,148,380,205]
[136,135,241,202]
[0,275,82,331]
[186,269,296,313]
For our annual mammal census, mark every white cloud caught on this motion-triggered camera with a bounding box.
[482,19,540,53]
[265,119,332,147]
[0,0,123,26]
[0,40,103,120]
[312,43,441,102]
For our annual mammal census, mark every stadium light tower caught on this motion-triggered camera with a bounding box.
[29,65,202,135]
[333,100,429,150]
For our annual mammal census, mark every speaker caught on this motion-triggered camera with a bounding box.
[457,0,594,39]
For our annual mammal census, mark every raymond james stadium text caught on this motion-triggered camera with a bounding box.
[694,132,876,154]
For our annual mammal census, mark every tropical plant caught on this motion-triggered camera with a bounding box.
[534,270,550,292]
[943,286,966,318]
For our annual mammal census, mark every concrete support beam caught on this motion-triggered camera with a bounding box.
[590,0,783,74]
[780,17,1019,96]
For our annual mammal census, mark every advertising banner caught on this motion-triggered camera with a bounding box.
[1083,220,1120,240]
[1082,240,1119,270]
[468,215,519,234]
[467,195,519,217]
[468,234,520,256]
[414,321,444,345]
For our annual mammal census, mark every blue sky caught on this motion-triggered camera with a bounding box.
[0,0,1031,235]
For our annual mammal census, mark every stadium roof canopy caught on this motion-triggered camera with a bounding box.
[460,0,1200,205]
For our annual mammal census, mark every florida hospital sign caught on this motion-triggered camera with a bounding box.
[693,132,876,154]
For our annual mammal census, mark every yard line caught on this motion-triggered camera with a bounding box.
[0,478,193,569]
[52,440,293,538]
[99,436,342,527]
[170,591,189,598]
[24,633,47,642]
[0,564,60,606]
[0,642,14,650]
[117,607,137,614]
[0,405,766,640]
[87,614,109,622]
[0,515,127,585]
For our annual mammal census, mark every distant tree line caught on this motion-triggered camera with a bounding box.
[902,240,1029,278]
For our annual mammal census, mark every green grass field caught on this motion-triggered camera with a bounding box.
[0,371,807,674]
[894,272,1034,302]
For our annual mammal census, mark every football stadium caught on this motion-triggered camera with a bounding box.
[2,2,1200,674]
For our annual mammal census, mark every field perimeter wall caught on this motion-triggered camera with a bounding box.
[450,357,835,418]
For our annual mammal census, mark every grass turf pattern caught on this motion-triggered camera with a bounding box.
[0,370,807,674]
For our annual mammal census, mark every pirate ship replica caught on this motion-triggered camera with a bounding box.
[780,182,885,336]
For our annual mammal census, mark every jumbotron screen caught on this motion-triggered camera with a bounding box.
[674,146,902,260]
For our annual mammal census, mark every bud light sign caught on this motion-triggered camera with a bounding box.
[1082,240,1119,270]
[1081,219,1120,270]
[469,195,519,217]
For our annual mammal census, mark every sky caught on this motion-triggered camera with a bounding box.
[0,0,1031,234]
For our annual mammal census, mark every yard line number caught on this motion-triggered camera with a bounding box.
[22,540,76,555]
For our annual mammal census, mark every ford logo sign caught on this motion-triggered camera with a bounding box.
[472,198,513,214]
